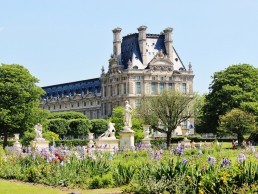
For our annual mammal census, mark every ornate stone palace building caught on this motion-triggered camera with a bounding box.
[40,26,194,131]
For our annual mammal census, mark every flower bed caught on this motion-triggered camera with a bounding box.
[0,143,257,193]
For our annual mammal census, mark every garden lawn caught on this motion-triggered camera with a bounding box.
[0,179,122,194]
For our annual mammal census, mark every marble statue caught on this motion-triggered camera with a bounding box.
[124,101,132,128]
[35,123,43,139]
[99,122,116,139]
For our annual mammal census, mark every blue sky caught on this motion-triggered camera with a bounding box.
[0,0,257,94]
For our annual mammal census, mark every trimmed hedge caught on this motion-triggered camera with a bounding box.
[151,136,237,147]
[54,139,89,147]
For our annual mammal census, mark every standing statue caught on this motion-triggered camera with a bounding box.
[124,101,132,128]
[34,123,43,139]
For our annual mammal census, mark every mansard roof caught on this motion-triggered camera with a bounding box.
[42,78,101,99]
[120,33,185,70]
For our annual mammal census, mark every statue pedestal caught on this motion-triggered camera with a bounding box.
[142,138,151,147]
[182,137,191,149]
[13,133,22,150]
[119,128,135,150]
[88,133,95,148]
[95,138,119,151]
[13,141,22,150]
[31,138,49,150]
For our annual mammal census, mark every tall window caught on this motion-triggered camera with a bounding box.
[136,82,141,94]
[135,76,141,80]
[168,83,173,90]
[123,83,126,94]
[151,82,156,94]
[182,83,187,94]
[110,86,113,96]
[104,86,107,97]
[135,99,141,107]
[159,83,164,93]
[117,84,119,95]
[182,120,187,129]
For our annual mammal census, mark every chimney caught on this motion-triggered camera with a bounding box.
[163,27,173,61]
[137,25,147,65]
[112,27,122,57]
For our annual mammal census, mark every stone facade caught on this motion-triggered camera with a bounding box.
[39,26,194,132]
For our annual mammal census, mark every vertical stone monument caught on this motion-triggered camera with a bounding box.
[95,122,119,151]
[13,133,22,150]
[119,101,135,149]
[31,123,49,150]
[142,125,152,147]
[88,133,95,148]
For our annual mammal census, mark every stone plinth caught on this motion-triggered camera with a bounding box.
[13,141,22,150]
[88,133,95,148]
[95,138,119,151]
[31,138,49,150]
[142,138,151,147]
[182,137,191,149]
[119,129,135,150]
[13,133,22,150]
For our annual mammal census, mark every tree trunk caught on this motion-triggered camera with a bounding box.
[238,133,244,147]
[166,130,172,149]
[3,126,8,149]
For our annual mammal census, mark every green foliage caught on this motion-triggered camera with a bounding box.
[219,108,257,145]
[42,131,59,142]
[68,119,92,137]
[54,139,88,147]
[48,111,88,120]
[90,119,108,136]
[201,64,258,133]
[21,130,36,146]
[137,90,193,148]
[109,107,144,142]
[0,64,45,148]
[47,118,69,136]
[193,92,207,133]
[109,106,124,132]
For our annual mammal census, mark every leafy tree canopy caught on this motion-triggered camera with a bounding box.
[201,64,258,133]
[137,90,193,148]
[218,108,256,146]
[0,64,45,148]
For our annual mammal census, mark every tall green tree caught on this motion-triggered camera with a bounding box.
[193,92,206,133]
[201,64,258,133]
[0,64,45,148]
[137,90,193,148]
[219,108,256,146]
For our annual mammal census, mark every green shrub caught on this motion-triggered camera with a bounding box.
[54,139,88,147]
[68,119,92,137]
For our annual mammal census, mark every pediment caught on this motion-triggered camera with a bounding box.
[49,97,58,103]
[148,57,174,72]
[61,96,70,101]
[83,92,95,98]
[73,94,82,100]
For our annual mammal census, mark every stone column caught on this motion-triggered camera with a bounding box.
[163,27,173,62]
[137,25,147,65]
[112,27,122,57]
